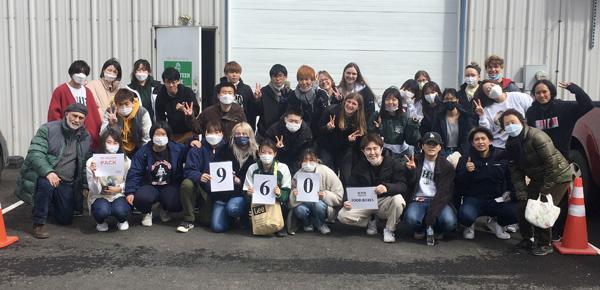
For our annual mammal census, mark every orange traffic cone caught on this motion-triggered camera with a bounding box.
[0,203,19,248]
[553,177,598,255]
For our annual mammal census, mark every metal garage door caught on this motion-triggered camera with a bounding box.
[227,0,459,98]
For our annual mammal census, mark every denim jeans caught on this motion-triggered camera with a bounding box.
[404,200,457,233]
[293,201,328,229]
[458,196,517,227]
[91,197,131,223]
[211,197,247,233]
[32,178,74,225]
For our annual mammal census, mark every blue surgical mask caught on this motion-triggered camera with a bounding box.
[234,136,250,146]
[505,123,523,137]
[488,73,502,81]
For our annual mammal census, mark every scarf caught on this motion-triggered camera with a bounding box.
[269,81,286,101]
[121,99,141,155]
[294,86,317,108]
[505,131,524,165]
[465,84,479,101]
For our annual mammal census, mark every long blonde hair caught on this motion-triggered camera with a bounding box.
[338,93,366,135]
[229,122,258,165]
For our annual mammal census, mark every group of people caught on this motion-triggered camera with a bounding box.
[15,54,594,256]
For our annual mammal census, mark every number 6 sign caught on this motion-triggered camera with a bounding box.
[296,172,320,203]
[209,161,234,192]
[252,174,276,204]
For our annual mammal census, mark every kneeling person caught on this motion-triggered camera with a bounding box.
[337,134,408,243]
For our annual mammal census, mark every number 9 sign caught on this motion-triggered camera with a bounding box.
[209,161,234,192]
[252,174,276,204]
[296,172,320,203]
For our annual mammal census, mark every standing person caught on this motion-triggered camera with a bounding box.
[457,62,482,119]
[287,65,329,139]
[243,140,292,237]
[265,107,313,174]
[432,88,474,157]
[414,70,431,90]
[100,88,152,157]
[124,122,186,227]
[253,64,292,138]
[289,149,343,235]
[418,81,443,136]
[403,132,457,244]
[213,61,254,114]
[455,127,516,240]
[337,134,408,243]
[178,121,231,233]
[317,93,367,185]
[368,86,420,158]
[501,109,572,256]
[86,129,131,232]
[473,80,532,148]
[16,103,92,239]
[187,82,247,141]
[87,58,123,115]
[127,59,162,122]
[47,60,102,149]
[526,80,594,159]
[337,62,376,119]
[484,55,520,92]
[154,67,200,143]
[317,70,342,106]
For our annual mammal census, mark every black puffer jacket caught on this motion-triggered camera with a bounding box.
[347,149,408,199]
[455,146,511,200]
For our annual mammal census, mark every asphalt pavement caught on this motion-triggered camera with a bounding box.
[1,168,599,289]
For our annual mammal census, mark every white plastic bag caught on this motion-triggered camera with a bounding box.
[525,194,561,229]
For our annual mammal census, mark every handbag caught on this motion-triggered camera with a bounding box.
[525,194,561,229]
[250,203,284,235]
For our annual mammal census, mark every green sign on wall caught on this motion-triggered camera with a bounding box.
[164,60,192,87]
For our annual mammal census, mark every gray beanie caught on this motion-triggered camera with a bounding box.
[64,103,88,116]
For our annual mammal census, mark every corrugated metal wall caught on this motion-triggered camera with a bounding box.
[0,0,225,156]
[464,0,599,99]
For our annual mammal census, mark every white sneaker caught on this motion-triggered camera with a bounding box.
[96,222,109,232]
[487,219,510,239]
[141,213,153,227]
[383,228,396,243]
[366,218,378,235]
[117,221,129,231]
[159,207,171,223]
[506,223,519,233]
[318,224,331,235]
[463,225,475,240]
[303,225,314,232]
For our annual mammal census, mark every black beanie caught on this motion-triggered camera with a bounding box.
[64,103,88,116]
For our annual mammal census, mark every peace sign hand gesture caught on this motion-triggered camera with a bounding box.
[373,116,382,129]
[275,135,285,148]
[181,102,194,117]
[474,99,484,117]
[254,83,262,100]
[405,155,416,170]
[332,87,342,101]
[327,115,336,130]
[348,130,361,142]
[108,107,118,127]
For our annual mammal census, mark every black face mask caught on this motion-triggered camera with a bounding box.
[445,102,457,111]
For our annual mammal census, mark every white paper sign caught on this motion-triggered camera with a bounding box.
[94,154,125,177]
[209,161,234,192]
[252,174,276,205]
[347,187,378,210]
[296,172,320,203]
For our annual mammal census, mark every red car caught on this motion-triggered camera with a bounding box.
[570,107,600,212]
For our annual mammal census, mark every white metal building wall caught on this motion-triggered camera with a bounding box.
[464,0,600,100]
[0,0,226,156]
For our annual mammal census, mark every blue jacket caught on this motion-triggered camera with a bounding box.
[183,139,228,192]
[125,141,187,194]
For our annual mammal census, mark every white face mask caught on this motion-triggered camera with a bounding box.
[301,162,317,172]
[400,90,415,100]
[489,85,503,100]
[104,72,117,82]
[106,144,120,154]
[205,134,223,146]
[505,123,523,137]
[219,94,235,105]
[72,73,87,85]
[465,76,478,86]
[153,136,168,146]
[384,105,399,112]
[259,154,274,165]
[424,94,437,104]
[418,81,427,90]
[285,122,301,133]
[135,72,149,82]
[118,106,133,116]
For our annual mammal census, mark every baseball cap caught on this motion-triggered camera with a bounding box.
[421,131,443,145]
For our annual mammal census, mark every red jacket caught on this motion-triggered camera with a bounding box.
[47,83,102,149]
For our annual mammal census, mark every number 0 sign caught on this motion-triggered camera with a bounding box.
[209,161,234,192]
[296,172,320,203]
[252,174,276,204]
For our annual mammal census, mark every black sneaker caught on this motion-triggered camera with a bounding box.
[73,210,84,217]
[551,231,562,242]
[276,229,288,237]
[531,245,554,256]
[514,239,534,250]
[176,221,194,233]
